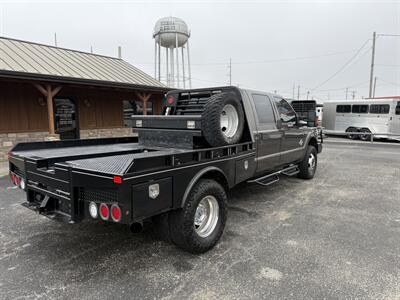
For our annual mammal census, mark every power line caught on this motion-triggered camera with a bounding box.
[377,34,400,37]
[192,49,358,66]
[310,39,372,92]
[378,78,400,87]
[132,49,359,66]
[317,81,369,92]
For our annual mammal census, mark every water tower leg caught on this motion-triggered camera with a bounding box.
[187,39,192,88]
[170,47,174,87]
[154,40,157,79]
[158,42,161,81]
[175,33,180,88]
[181,47,186,89]
[166,47,169,86]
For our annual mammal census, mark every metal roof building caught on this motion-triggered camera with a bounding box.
[0,37,170,171]
[0,37,166,90]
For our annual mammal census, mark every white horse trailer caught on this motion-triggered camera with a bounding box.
[322,98,400,141]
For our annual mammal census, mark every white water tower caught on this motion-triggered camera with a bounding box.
[153,17,192,88]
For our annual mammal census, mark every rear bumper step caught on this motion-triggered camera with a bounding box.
[21,202,74,223]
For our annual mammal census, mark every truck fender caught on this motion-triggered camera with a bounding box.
[306,135,318,149]
[180,166,228,207]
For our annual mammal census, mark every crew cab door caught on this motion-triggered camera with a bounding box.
[273,97,306,164]
[250,94,282,173]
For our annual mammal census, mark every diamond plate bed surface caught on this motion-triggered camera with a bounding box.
[12,143,140,159]
[66,149,179,174]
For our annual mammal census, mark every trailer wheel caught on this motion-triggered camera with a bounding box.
[346,127,358,140]
[298,145,317,179]
[201,92,244,147]
[360,128,371,141]
[169,179,227,253]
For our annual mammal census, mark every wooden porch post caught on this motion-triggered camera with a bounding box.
[34,84,62,135]
[136,92,152,115]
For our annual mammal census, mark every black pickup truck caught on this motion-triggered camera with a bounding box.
[8,87,322,253]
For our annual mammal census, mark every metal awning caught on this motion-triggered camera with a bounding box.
[0,36,168,91]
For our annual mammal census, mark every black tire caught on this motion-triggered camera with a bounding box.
[346,127,358,140]
[201,92,244,147]
[360,128,371,141]
[169,179,227,254]
[298,145,318,179]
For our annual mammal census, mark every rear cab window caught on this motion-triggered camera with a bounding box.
[252,94,276,124]
[396,102,400,115]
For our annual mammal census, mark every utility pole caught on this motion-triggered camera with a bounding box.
[228,58,232,85]
[373,76,377,98]
[292,82,295,99]
[352,91,356,99]
[297,85,300,100]
[90,46,93,54]
[54,32,58,47]
[368,31,376,98]
[345,87,348,100]
[306,91,310,100]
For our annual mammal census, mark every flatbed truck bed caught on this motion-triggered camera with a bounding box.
[8,86,322,253]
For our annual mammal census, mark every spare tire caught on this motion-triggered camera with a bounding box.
[201,92,244,147]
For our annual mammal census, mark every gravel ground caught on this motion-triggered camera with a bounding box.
[0,140,399,299]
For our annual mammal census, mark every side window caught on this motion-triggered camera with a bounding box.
[370,104,390,114]
[274,97,296,126]
[252,94,275,124]
[396,102,400,115]
[352,105,369,114]
[336,105,351,113]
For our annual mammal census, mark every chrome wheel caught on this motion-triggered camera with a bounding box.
[220,104,239,138]
[308,153,316,172]
[194,195,219,238]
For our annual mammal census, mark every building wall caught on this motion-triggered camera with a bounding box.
[0,81,48,133]
[0,80,165,134]
[0,131,59,174]
[80,128,135,139]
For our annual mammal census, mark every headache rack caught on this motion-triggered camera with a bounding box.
[174,90,222,115]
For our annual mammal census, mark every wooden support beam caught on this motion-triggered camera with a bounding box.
[46,85,55,135]
[136,92,152,115]
[34,84,62,135]
[34,83,48,97]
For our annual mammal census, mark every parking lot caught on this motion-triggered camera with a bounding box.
[0,139,399,299]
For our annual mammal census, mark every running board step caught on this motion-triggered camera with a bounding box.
[281,166,300,176]
[248,165,299,187]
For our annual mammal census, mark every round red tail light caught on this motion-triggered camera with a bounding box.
[167,96,174,105]
[10,173,15,185]
[99,203,109,220]
[14,175,21,186]
[111,204,121,222]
